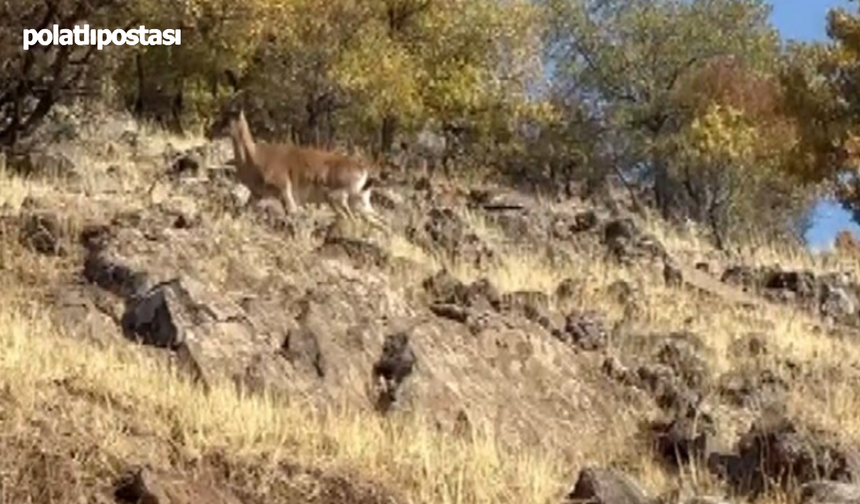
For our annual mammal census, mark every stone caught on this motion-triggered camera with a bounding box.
[565,468,651,504]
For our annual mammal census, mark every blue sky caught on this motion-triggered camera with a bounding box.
[769,0,849,42]
[768,0,855,249]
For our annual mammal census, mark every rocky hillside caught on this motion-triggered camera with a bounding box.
[2,110,860,504]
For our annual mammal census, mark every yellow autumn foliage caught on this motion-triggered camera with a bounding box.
[686,104,757,165]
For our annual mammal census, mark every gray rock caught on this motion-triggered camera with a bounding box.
[121,275,246,349]
[406,207,498,269]
[802,481,860,504]
[663,258,683,287]
[230,184,252,209]
[709,414,860,497]
[564,310,609,350]
[821,283,858,321]
[565,468,651,504]
[19,211,66,256]
[317,235,391,269]
[373,331,417,412]
[683,497,733,504]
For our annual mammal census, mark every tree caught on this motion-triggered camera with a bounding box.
[0,0,127,147]
[543,0,815,243]
[543,0,781,211]
[327,0,546,157]
[663,57,811,246]
[778,4,860,222]
[122,0,545,159]
[109,0,272,131]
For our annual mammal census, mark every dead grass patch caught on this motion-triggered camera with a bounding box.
[0,302,567,504]
[4,117,860,503]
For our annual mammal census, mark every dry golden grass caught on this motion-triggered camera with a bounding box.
[640,208,860,276]
[0,138,570,503]
[381,200,860,494]
[611,214,860,462]
[0,163,53,211]
[0,299,567,504]
[6,116,860,503]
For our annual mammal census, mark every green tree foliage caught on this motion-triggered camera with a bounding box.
[110,0,545,156]
[778,4,860,222]
[664,57,814,246]
[543,0,815,244]
[110,0,272,131]
[3,0,844,249]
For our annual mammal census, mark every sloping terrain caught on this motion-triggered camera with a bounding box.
[4,110,860,504]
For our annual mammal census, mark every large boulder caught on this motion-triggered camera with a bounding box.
[70,204,652,463]
[602,217,668,265]
[114,467,243,504]
[564,468,652,504]
[709,414,860,497]
[405,207,498,269]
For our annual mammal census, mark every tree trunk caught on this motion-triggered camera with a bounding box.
[303,98,320,147]
[171,81,184,134]
[134,52,144,117]
[380,114,398,157]
[653,156,674,219]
